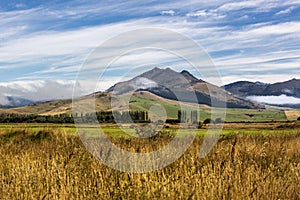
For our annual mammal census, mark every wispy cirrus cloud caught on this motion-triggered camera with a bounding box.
[275,6,296,15]
[0,0,299,93]
[216,0,278,12]
[186,9,226,19]
[161,10,175,16]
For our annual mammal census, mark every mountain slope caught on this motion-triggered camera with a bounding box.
[1,92,110,115]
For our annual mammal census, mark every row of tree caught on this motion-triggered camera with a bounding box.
[0,113,74,123]
[177,110,198,124]
[74,111,149,123]
[0,111,149,124]
[0,110,223,124]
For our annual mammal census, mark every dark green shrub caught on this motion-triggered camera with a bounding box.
[214,117,224,124]
[203,118,212,124]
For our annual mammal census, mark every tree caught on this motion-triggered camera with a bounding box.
[214,117,224,124]
[195,121,202,128]
[203,118,212,125]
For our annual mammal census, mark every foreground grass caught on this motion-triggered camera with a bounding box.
[0,127,300,199]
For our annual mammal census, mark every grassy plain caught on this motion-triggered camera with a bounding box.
[0,123,300,199]
[130,95,288,122]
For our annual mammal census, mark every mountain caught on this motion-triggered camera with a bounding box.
[224,79,300,98]
[223,79,300,108]
[0,80,76,108]
[0,68,266,115]
[0,96,36,108]
[107,67,263,109]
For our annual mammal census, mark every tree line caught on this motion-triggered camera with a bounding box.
[73,111,149,123]
[0,113,74,123]
[0,111,149,124]
[0,110,223,124]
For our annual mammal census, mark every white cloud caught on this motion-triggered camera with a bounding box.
[216,0,279,12]
[161,10,175,16]
[15,4,26,8]
[282,88,293,94]
[203,21,300,53]
[275,6,295,15]
[131,77,158,89]
[0,95,10,106]
[187,10,209,17]
[0,80,79,106]
[247,95,300,105]
[186,9,226,19]
[215,49,300,66]
[245,22,300,35]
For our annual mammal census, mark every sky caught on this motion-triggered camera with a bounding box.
[0,0,300,102]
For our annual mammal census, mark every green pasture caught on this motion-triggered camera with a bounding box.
[129,95,287,122]
[0,123,297,139]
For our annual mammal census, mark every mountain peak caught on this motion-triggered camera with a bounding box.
[180,70,199,83]
[107,67,200,93]
[140,67,200,84]
[254,81,266,85]
[288,78,299,83]
[138,66,178,77]
[151,67,160,71]
[139,67,174,76]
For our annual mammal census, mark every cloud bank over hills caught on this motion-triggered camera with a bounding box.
[247,95,300,105]
[224,78,300,107]
[0,80,77,107]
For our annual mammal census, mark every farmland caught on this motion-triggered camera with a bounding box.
[129,94,289,122]
[1,123,300,199]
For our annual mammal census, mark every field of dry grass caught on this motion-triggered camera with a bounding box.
[0,126,300,199]
[285,109,300,121]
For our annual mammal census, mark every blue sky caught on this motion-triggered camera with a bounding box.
[0,0,299,96]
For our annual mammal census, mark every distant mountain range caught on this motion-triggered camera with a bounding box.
[0,80,76,108]
[1,68,300,113]
[223,79,300,108]
[0,96,35,108]
[223,79,300,97]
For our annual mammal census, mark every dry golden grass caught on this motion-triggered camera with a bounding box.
[223,121,300,129]
[0,128,300,199]
[285,109,300,121]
